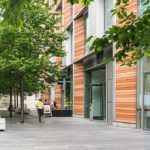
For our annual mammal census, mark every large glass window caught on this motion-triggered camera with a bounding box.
[64,77,73,110]
[143,73,150,129]
[139,0,149,15]
[64,26,73,66]
[62,66,73,110]
[84,12,90,53]
[104,0,113,31]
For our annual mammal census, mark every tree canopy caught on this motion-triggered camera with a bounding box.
[0,0,66,95]
[0,0,67,122]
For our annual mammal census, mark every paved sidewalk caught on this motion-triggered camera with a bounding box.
[0,115,150,150]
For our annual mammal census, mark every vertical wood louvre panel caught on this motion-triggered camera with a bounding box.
[74,16,85,61]
[74,63,84,115]
[75,4,84,16]
[116,63,137,123]
[115,0,137,124]
[55,84,62,110]
[63,0,72,29]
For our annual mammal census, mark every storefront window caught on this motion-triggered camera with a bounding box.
[143,73,150,129]
[143,56,150,72]
[64,77,73,110]
[62,66,73,110]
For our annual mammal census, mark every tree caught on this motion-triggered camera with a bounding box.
[0,0,66,123]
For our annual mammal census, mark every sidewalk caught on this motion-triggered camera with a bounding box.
[0,115,150,150]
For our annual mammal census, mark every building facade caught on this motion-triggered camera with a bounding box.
[52,0,150,130]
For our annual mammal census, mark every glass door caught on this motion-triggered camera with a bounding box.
[91,82,106,120]
[143,73,150,129]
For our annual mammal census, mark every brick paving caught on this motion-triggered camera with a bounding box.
[0,114,150,150]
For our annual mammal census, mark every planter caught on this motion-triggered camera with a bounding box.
[52,110,72,117]
[0,117,6,131]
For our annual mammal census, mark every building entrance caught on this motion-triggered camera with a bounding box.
[84,68,106,120]
[90,69,106,120]
[90,82,106,120]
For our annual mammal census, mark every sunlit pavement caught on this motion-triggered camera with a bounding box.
[0,114,150,150]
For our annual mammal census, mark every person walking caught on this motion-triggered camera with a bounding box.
[35,99,44,122]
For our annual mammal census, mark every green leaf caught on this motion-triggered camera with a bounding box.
[86,36,93,43]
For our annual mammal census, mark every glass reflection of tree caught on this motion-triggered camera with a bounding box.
[65,78,71,110]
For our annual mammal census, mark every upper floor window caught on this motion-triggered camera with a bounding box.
[63,26,73,66]
[139,0,150,15]
[104,0,113,31]
[84,11,90,53]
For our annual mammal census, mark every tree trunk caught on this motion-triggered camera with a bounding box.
[17,93,18,108]
[9,87,13,118]
[14,89,16,109]
[20,75,24,123]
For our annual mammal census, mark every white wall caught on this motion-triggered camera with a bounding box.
[24,95,37,110]
[50,86,55,105]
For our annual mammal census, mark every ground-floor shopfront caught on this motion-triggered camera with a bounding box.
[55,65,73,111]
[54,50,150,130]
[83,48,114,124]
[54,46,115,123]
[137,56,150,130]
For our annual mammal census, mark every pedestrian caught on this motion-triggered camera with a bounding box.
[44,99,49,105]
[35,99,44,122]
[54,101,58,110]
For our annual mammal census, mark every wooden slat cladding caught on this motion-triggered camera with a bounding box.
[115,0,137,124]
[116,102,136,123]
[55,84,62,110]
[41,89,49,102]
[74,16,85,61]
[63,0,72,29]
[56,57,62,67]
[74,63,84,115]
[75,3,84,16]
[116,63,137,123]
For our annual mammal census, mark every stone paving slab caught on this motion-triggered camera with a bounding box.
[0,116,150,150]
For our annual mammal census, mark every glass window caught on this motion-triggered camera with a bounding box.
[64,26,73,66]
[139,0,149,15]
[143,73,150,129]
[141,0,147,3]
[84,12,90,53]
[104,0,113,31]
[142,56,150,73]
[68,27,73,63]
[65,77,73,110]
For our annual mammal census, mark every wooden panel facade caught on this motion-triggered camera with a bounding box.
[63,0,72,29]
[74,16,85,61]
[115,0,137,124]
[41,89,49,102]
[74,63,84,115]
[74,4,84,16]
[55,84,62,110]
[116,64,137,123]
